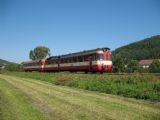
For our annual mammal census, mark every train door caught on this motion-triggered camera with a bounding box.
[89,56,92,71]
[58,56,60,71]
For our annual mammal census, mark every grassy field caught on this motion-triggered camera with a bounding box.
[1,71,160,102]
[0,74,160,120]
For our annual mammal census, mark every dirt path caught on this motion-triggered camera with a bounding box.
[0,74,160,120]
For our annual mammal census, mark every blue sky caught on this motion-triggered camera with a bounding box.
[0,0,160,63]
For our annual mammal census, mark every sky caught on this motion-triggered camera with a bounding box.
[0,0,160,63]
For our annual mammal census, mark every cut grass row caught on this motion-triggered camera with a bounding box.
[0,78,48,120]
[1,71,160,102]
[0,74,160,120]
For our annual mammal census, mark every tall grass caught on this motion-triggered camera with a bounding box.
[1,71,160,102]
[66,74,160,102]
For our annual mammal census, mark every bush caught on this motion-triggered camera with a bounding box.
[66,74,160,102]
[149,60,160,73]
[5,64,22,72]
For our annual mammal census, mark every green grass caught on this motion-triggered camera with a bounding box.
[66,74,160,102]
[0,78,48,120]
[0,74,160,120]
[1,71,160,102]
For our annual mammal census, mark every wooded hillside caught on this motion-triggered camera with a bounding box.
[112,35,160,60]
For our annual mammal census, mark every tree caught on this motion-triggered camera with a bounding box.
[112,58,127,73]
[112,52,139,73]
[149,60,160,73]
[125,60,139,73]
[29,50,35,60]
[29,46,51,60]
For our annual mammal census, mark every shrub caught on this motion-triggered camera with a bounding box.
[149,60,160,73]
[5,64,22,72]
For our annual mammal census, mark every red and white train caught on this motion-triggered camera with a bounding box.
[23,48,112,73]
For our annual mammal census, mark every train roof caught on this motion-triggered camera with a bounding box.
[23,48,110,62]
[22,59,40,64]
[47,47,110,60]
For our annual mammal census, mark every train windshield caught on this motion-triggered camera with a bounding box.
[97,54,104,60]
[106,54,111,60]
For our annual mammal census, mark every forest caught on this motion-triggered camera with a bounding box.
[112,35,160,72]
[112,35,160,60]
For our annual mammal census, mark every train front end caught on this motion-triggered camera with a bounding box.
[95,48,112,72]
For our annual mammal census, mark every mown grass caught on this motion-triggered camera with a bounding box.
[0,78,48,120]
[1,71,160,102]
[0,74,160,120]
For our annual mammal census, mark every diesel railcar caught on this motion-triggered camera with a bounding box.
[23,48,112,73]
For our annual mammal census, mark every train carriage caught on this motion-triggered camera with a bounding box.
[23,59,45,71]
[23,48,112,73]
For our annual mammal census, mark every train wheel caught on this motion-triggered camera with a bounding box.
[100,71,104,74]
[92,71,96,74]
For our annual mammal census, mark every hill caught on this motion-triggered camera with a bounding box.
[112,35,160,60]
[0,59,15,66]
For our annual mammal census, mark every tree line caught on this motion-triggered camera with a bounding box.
[111,35,160,73]
[111,58,160,73]
[2,35,160,73]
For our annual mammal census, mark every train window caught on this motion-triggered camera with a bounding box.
[64,59,67,63]
[60,59,62,63]
[50,60,53,64]
[67,59,70,63]
[73,57,77,62]
[66,59,68,63]
[68,58,70,63]
[71,58,73,63]
[83,56,85,61]
[78,56,83,62]
[106,54,111,60]
[83,56,87,61]
[92,54,96,60]
[67,59,69,63]
[84,55,90,61]
[63,59,65,63]
[97,54,104,60]
[69,58,71,63]
[46,61,49,64]
[55,59,58,64]
[53,60,55,64]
